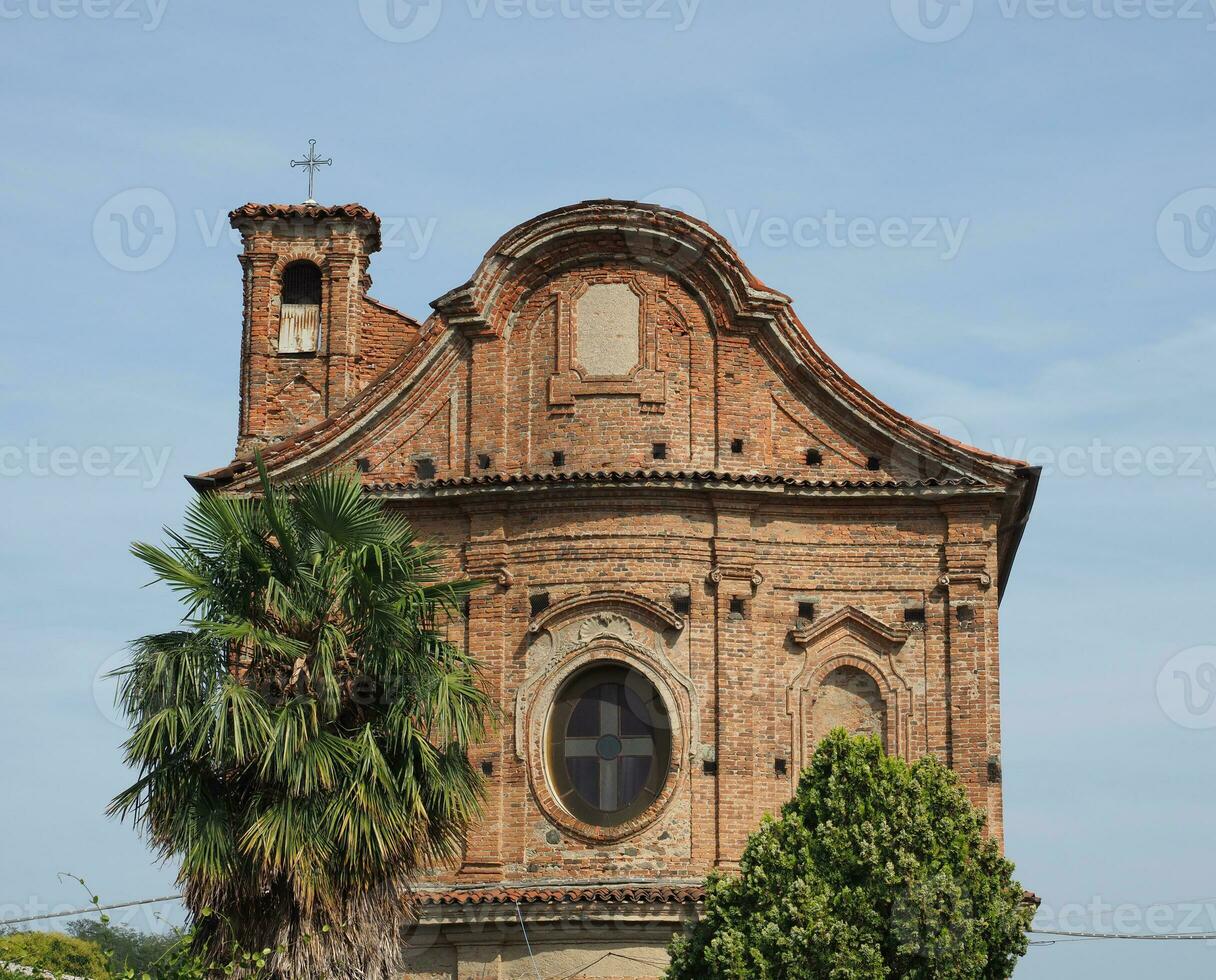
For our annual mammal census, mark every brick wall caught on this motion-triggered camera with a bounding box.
[227,204,420,454]
[389,487,1004,887]
[213,200,1031,896]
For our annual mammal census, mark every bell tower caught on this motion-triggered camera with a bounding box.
[228,202,383,453]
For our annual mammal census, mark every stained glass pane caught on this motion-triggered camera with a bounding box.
[567,685,602,737]
[619,685,652,736]
[619,756,652,806]
[566,757,600,807]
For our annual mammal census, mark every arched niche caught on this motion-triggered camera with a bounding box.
[786,606,913,772]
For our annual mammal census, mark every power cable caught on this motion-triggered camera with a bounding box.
[0,895,183,928]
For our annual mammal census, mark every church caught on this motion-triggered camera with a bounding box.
[192,197,1038,978]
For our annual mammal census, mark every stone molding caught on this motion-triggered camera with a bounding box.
[514,593,699,844]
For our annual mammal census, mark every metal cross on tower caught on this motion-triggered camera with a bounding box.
[290,139,332,205]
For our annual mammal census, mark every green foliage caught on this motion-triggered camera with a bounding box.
[64,921,175,977]
[109,459,491,978]
[666,731,1032,980]
[0,930,110,979]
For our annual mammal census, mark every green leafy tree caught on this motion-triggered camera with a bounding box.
[65,920,176,977]
[0,931,110,979]
[666,731,1032,979]
[109,460,490,979]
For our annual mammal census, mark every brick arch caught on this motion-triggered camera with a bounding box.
[267,250,329,312]
[527,590,686,636]
[268,247,328,280]
[433,203,749,347]
[786,608,914,773]
[266,250,330,353]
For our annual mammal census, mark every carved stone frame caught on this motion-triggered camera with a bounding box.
[547,274,667,412]
[517,597,695,843]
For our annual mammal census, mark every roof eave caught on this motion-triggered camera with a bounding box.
[996,465,1041,604]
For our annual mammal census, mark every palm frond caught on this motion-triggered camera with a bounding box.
[112,457,491,979]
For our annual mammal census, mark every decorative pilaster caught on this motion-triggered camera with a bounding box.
[321,239,365,413]
[237,248,276,446]
[465,333,507,475]
[940,500,1003,842]
[458,507,512,877]
[709,498,759,867]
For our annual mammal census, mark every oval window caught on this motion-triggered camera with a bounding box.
[545,664,672,827]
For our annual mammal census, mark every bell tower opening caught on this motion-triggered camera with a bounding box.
[279,260,322,354]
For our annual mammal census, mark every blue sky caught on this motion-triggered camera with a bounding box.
[2,1,1215,975]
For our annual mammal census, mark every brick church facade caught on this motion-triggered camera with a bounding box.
[193,199,1039,978]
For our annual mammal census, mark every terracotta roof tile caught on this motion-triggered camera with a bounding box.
[414,884,705,906]
[412,882,1036,909]
[367,469,986,494]
[228,202,379,224]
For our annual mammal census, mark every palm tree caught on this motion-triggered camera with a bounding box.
[110,458,489,979]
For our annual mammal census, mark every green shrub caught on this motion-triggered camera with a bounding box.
[0,931,110,979]
[666,731,1033,979]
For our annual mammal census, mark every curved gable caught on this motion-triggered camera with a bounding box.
[194,199,1038,596]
